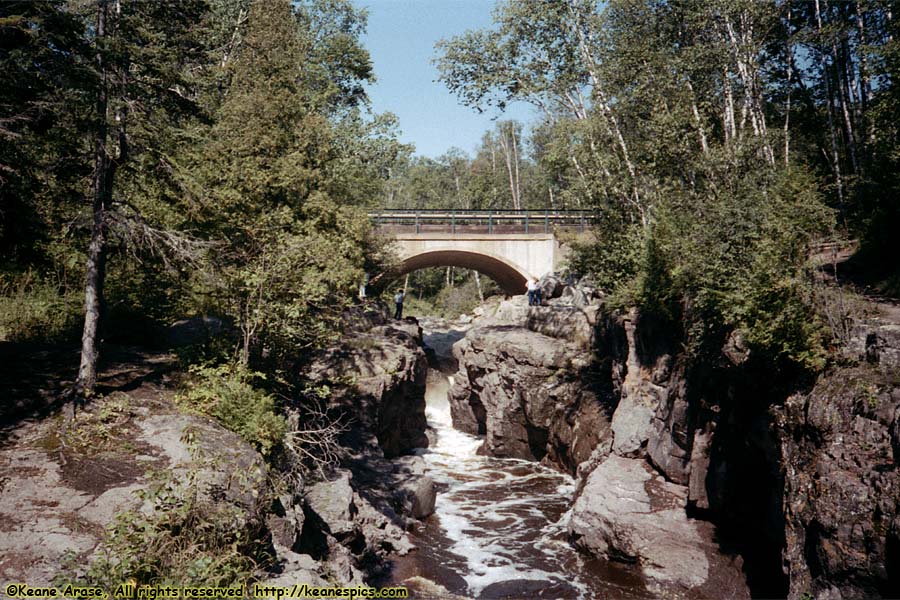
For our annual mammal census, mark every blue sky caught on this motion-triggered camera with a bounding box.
[356,0,535,158]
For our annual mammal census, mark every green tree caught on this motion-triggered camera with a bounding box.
[197,0,389,368]
[0,1,87,267]
[438,0,839,368]
[66,0,210,397]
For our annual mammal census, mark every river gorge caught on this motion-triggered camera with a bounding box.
[384,335,650,599]
[374,274,900,599]
[1,277,897,599]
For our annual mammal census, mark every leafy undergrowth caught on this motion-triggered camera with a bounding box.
[0,274,82,343]
[175,363,287,460]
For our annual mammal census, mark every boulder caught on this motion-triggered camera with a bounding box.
[260,549,328,587]
[609,313,667,457]
[266,493,305,549]
[537,274,564,300]
[569,455,749,598]
[610,391,658,457]
[136,413,268,518]
[405,475,436,519]
[525,305,599,348]
[305,470,356,538]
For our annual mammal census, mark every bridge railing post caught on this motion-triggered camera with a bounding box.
[488,210,493,234]
[415,210,420,234]
[544,209,549,233]
[451,210,456,234]
[525,211,529,233]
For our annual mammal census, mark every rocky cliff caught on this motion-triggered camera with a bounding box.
[449,276,900,599]
[281,309,434,583]
[0,305,434,590]
[448,281,614,473]
[305,313,429,458]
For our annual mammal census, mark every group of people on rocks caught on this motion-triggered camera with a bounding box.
[390,277,546,321]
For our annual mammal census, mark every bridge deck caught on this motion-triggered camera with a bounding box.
[369,209,596,234]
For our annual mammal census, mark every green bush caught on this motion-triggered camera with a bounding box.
[433,278,489,318]
[572,158,834,372]
[177,364,286,459]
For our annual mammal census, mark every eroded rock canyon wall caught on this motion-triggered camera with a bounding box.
[448,276,900,599]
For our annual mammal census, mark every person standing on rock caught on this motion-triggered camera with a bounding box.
[393,288,405,319]
[526,278,537,306]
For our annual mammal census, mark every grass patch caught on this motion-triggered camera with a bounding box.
[0,272,82,343]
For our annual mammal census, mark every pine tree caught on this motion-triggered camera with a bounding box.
[73,0,209,399]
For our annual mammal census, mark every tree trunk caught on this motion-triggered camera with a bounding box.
[75,0,112,400]
[473,270,484,302]
[828,2,859,174]
[854,0,874,148]
[815,0,846,214]
[686,79,709,155]
[221,7,247,68]
[498,125,521,210]
[784,0,794,165]
[723,67,737,143]
[567,0,643,222]
[723,11,774,163]
[77,205,108,396]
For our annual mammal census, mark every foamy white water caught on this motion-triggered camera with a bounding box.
[419,373,591,598]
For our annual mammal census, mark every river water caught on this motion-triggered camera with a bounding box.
[383,329,650,599]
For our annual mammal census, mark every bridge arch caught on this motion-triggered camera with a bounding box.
[379,248,530,295]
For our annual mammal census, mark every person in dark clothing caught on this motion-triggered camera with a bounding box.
[393,289,405,319]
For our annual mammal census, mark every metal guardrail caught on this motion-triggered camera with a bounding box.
[368,209,597,234]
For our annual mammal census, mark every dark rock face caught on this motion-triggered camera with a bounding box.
[448,275,900,598]
[450,287,790,594]
[289,314,438,584]
[447,288,614,473]
[776,366,900,599]
[306,321,429,458]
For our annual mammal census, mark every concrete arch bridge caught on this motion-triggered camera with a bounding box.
[368,209,595,295]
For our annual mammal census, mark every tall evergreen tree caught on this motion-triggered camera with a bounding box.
[0,1,87,266]
[198,0,386,367]
[73,0,209,398]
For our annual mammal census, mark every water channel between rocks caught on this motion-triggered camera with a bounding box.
[381,328,651,600]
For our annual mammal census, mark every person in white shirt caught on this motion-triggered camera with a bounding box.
[393,289,405,319]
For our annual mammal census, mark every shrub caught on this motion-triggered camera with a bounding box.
[177,364,286,459]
